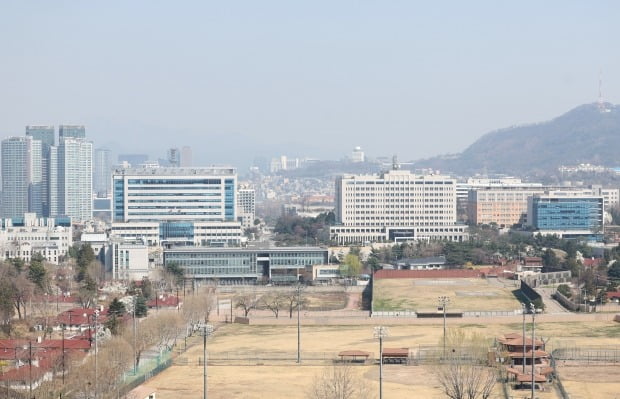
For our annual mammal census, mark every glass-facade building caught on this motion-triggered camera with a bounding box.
[529,196,604,231]
[112,167,237,223]
[164,247,328,281]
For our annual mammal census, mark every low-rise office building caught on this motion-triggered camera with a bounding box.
[163,246,328,283]
[0,213,72,264]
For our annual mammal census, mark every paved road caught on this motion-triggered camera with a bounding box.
[535,287,569,314]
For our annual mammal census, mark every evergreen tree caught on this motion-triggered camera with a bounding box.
[135,295,148,317]
[108,297,126,317]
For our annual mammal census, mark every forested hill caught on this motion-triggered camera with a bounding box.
[415,103,620,175]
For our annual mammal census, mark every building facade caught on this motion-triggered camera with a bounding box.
[527,191,604,240]
[110,220,242,247]
[163,246,328,282]
[467,186,545,227]
[58,125,86,139]
[93,148,112,197]
[106,239,150,280]
[0,213,72,264]
[330,170,467,244]
[54,137,93,222]
[112,167,237,223]
[237,188,256,229]
[1,136,43,218]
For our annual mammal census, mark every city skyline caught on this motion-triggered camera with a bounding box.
[0,2,619,169]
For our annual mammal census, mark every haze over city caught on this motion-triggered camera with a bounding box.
[1,1,620,167]
[3,3,620,399]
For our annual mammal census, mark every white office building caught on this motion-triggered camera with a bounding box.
[111,167,242,247]
[0,213,72,264]
[106,238,150,280]
[330,170,468,244]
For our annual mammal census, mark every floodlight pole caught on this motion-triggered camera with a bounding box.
[438,296,450,357]
[530,303,535,399]
[521,303,526,374]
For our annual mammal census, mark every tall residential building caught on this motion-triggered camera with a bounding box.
[1,136,43,218]
[180,146,192,167]
[25,125,55,151]
[94,147,112,197]
[237,188,256,228]
[53,137,93,222]
[167,148,180,167]
[26,126,55,216]
[59,125,86,139]
[330,169,468,244]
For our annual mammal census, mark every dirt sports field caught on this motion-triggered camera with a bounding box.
[139,320,620,399]
[373,277,521,312]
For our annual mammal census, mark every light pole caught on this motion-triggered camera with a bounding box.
[200,324,214,399]
[296,283,304,364]
[521,303,526,374]
[530,303,536,399]
[373,326,389,399]
[438,296,450,358]
[133,296,137,374]
[94,309,99,399]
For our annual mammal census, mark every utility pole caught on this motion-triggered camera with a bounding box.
[296,283,304,364]
[530,303,536,399]
[373,326,389,399]
[438,296,450,358]
[201,324,214,399]
[133,296,138,374]
[94,309,99,399]
[28,341,32,399]
[521,303,526,374]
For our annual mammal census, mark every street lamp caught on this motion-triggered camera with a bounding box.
[530,303,536,399]
[438,296,450,357]
[373,326,389,399]
[199,324,214,399]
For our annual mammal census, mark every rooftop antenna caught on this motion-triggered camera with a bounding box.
[598,69,609,113]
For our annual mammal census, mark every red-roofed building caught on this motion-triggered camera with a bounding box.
[582,258,603,268]
[607,291,620,302]
[147,294,181,309]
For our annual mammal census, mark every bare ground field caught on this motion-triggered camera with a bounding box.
[555,365,620,399]
[139,319,620,399]
[373,278,521,312]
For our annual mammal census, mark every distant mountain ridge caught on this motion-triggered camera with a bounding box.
[415,103,620,175]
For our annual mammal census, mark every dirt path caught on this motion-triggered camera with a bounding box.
[344,292,361,310]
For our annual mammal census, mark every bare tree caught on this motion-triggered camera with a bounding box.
[235,292,259,317]
[307,363,370,399]
[182,289,215,327]
[261,292,287,318]
[284,289,307,319]
[433,330,497,399]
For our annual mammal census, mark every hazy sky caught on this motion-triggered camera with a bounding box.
[1,1,619,169]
